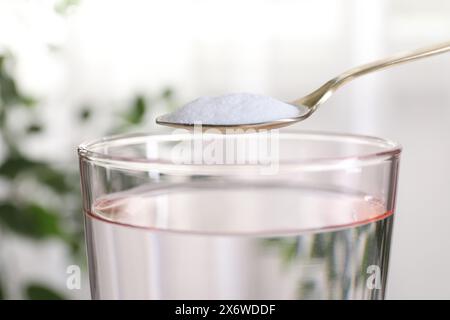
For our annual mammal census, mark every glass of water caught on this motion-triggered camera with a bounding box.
[78,130,401,299]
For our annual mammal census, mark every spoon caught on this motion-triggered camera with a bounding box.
[156,41,450,131]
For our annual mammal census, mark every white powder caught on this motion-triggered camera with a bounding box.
[159,93,303,125]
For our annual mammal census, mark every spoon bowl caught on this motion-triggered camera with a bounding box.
[155,105,312,131]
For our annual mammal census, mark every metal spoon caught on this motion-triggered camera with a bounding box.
[156,41,450,131]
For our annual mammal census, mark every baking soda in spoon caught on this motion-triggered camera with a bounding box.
[159,93,303,125]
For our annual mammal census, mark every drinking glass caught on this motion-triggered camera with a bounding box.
[78,130,401,300]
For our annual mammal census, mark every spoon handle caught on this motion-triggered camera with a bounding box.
[295,41,450,110]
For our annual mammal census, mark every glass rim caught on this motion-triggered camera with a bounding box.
[77,130,401,172]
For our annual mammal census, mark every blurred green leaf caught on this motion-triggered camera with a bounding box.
[25,283,65,300]
[0,59,19,106]
[0,55,35,108]
[34,164,73,194]
[0,202,62,239]
[79,107,91,122]
[0,154,72,193]
[125,95,146,124]
[161,87,173,99]
[62,230,83,256]
[264,238,299,266]
[0,154,37,179]
[310,234,327,258]
[281,239,298,265]
[19,96,37,108]
[299,280,316,299]
[26,204,62,237]
[325,233,338,281]
[262,237,283,246]
[54,0,80,15]
[26,123,43,134]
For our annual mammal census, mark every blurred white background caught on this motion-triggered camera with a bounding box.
[0,0,449,299]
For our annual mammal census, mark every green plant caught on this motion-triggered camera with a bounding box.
[0,51,175,299]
